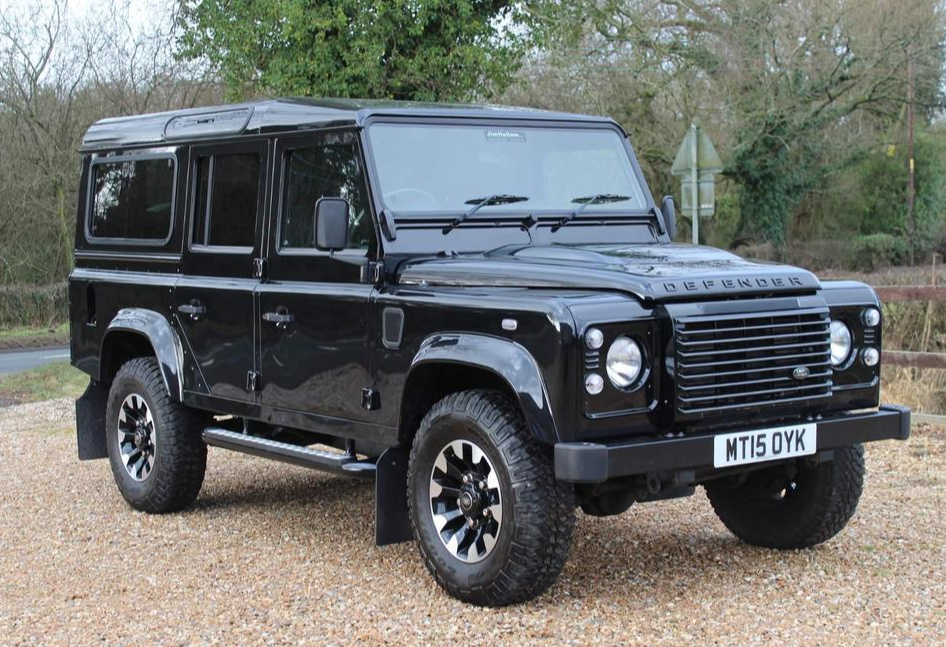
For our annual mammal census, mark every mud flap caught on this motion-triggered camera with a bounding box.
[375,446,413,546]
[76,379,109,460]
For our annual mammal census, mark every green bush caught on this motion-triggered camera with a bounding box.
[851,234,910,272]
[0,284,68,328]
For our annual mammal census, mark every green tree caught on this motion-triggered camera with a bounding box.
[178,0,525,101]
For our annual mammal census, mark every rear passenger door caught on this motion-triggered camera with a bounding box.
[176,140,269,409]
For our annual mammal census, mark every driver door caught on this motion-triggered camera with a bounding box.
[258,130,377,424]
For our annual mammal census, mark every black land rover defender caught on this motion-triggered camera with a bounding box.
[71,98,909,606]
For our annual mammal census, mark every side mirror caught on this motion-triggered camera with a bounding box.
[314,197,350,251]
[661,195,677,240]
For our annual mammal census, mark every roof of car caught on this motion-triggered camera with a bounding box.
[80,97,621,151]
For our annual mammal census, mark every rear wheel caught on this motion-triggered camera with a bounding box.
[705,445,865,549]
[408,390,575,606]
[105,357,206,513]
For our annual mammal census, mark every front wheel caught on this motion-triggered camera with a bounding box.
[408,390,575,606]
[705,444,865,549]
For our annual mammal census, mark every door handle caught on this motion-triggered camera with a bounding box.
[262,311,294,327]
[177,302,206,319]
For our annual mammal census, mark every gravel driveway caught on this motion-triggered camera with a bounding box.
[1,399,944,646]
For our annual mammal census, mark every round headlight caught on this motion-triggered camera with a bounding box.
[862,307,881,327]
[862,347,880,367]
[606,336,643,388]
[585,328,604,350]
[829,320,853,366]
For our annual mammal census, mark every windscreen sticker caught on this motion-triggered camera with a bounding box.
[484,129,527,143]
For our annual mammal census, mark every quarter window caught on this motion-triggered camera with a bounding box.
[191,152,261,249]
[281,140,372,250]
[89,157,175,241]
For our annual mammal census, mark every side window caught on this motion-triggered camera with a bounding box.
[191,152,261,250]
[89,157,175,241]
[280,140,372,251]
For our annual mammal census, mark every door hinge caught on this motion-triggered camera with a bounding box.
[361,388,380,411]
[246,370,260,392]
[253,257,267,280]
[361,261,383,285]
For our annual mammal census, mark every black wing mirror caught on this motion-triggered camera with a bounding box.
[661,195,677,240]
[314,197,350,251]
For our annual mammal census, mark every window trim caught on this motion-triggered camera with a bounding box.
[275,132,374,258]
[187,141,267,255]
[85,152,178,247]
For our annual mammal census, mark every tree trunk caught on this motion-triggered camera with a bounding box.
[56,181,73,277]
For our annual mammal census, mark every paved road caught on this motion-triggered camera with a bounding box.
[0,346,70,376]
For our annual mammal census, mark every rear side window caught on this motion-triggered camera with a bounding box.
[191,152,261,249]
[89,157,175,241]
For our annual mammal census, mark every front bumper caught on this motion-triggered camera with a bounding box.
[555,405,911,483]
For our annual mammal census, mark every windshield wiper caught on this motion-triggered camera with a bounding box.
[550,194,631,233]
[442,194,530,235]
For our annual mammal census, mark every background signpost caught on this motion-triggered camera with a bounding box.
[671,121,723,244]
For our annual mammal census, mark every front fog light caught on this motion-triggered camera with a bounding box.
[862,307,881,327]
[862,347,880,367]
[829,320,853,366]
[606,336,643,388]
[585,373,604,395]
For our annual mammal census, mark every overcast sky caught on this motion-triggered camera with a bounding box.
[0,0,169,36]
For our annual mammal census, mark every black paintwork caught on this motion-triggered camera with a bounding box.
[70,98,901,488]
[555,405,911,483]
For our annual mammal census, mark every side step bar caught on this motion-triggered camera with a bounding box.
[202,427,376,479]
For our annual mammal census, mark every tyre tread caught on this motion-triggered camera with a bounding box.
[107,357,206,513]
[706,445,865,549]
[408,389,575,606]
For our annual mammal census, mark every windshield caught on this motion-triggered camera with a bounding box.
[368,123,648,216]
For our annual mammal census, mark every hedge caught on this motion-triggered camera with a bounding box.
[0,284,69,328]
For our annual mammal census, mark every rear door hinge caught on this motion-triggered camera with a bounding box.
[253,257,267,280]
[246,370,260,392]
[361,387,379,411]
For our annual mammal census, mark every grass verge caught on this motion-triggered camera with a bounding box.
[0,323,69,351]
[0,361,87,406]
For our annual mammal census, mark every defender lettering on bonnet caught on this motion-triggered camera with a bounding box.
[69,97,906,608]
[662,274,806,293]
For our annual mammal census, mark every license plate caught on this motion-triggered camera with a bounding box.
[713,423,817,468]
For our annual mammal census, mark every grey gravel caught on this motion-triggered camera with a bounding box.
[1,398,944,646]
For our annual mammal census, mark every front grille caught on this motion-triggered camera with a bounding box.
[674,308,833,415]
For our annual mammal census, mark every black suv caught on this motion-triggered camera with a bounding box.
[70,98,909,606]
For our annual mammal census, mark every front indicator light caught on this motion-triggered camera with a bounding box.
[829,320,853,367]
[585,373,604,395]
[862,347,880,367]
[862,307,881,327]
[606,336,643,388]
[585,328,604,350]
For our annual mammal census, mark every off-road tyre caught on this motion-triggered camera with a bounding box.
[705,444,865,549]
[106,357,206,513]
[408,390,575,606]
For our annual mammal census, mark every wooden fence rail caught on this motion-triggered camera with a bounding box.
[874,285,946,302]
[874,285,945,368]
[865,285,946,423]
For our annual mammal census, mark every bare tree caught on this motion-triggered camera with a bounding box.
[0,0,220,285]
[0,0,92,280]
[81,0,217,116]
